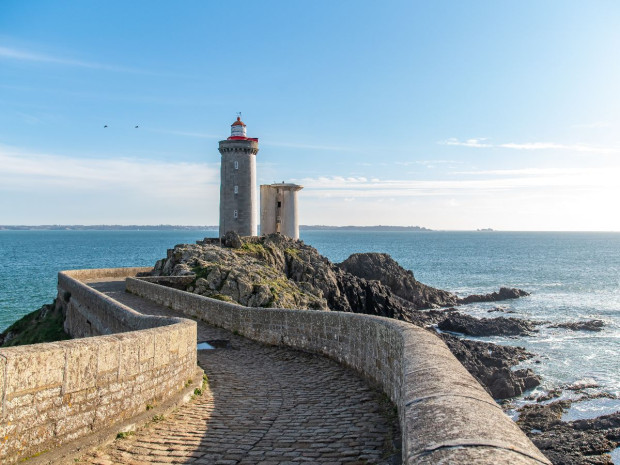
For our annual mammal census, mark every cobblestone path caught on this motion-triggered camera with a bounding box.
[77,280,400,465]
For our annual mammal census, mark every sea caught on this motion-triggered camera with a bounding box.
[1,229,619,424]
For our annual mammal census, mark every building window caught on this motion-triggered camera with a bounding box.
[234,185,239,194]
[277,201,281,208]
[233,210,238,219]
[234,161,239,170]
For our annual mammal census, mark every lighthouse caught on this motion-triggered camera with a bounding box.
[218,117,259,237]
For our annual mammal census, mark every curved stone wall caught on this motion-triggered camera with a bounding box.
[0,269,197,464]
[128,276,551,465]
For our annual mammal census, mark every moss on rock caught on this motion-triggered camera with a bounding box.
[0,300,70,347]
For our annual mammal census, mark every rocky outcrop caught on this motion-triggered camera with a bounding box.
[440,334,540,399]
[153,234,412,317]
[336,253,457,308]
[151,234,540,400]
[549,319,605,332]
[437,311,537,337]
[457,287,530,305]
[518,402,620,464]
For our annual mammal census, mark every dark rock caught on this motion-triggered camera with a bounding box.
[518,402,620,464]
[337,253,457,309]
[437,312,537,337]
[222,231,243,248]
[550,319,605,332]
[458,287,530,305]
[439,333,541,399]
[487,306,516,313]
[518,401,572,431]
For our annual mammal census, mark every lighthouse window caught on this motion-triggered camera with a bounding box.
[233,210,238,219]
[234,185,239,194]
[234,161,239,170]
[277,201,281,208]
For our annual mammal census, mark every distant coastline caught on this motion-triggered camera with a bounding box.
[300,225,432,231]
[0,225,219,231]
[1,225,432,232]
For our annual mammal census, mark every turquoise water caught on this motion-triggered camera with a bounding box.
[1,230,619,414]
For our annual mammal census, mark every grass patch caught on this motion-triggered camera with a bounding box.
[284,247,300,258]
[116,431,135,440]
[239,242,268,258]
[1,301,70,347]
[211,293,233,302]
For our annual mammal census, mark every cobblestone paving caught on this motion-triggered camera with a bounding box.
[77,280,400,465]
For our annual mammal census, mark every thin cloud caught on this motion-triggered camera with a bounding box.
[143,128,357,152]
[145,128,221,139]
[452,167,585,176]
[292,168,619,199]
[0,45,181,76]
[0,146,219,197]
[572,121,612,129]
[498,142,614,153]
[441,138,491,148]
[440,137,616,154]
[261,141,357,152]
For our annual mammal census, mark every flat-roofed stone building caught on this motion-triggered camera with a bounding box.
[260,182,303,239]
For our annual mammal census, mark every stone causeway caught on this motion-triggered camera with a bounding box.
[0,268,551,464]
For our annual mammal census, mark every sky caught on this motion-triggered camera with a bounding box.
[1,1,619,231]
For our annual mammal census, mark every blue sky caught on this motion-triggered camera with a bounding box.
[1,1,619,230]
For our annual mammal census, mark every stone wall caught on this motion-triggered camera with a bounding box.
[0,268,197,464]
[128,276,551,465]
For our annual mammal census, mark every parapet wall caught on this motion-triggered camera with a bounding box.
[0,268,197,464]
[128,276,551,465]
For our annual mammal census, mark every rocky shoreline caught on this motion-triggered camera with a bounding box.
[147,232,618,464]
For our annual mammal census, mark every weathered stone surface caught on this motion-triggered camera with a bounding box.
[440,333,541,399]
[549,319,605,332]
[414,447,547,465]
[405,396,549,463]
[518,402,620,464]
[437,311,537,336]
[457,286,530,304]
[337,252,458,308]
[222,230,243,248]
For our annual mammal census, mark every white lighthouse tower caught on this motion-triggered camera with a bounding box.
[218,117,259,237]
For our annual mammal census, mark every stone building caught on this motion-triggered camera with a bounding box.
[260,183,303,239]
[218,117,259,237]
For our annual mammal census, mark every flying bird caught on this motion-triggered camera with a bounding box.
[135,125,139,128]
[104,125,108,128]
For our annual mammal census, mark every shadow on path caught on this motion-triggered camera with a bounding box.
[76,280,400,465]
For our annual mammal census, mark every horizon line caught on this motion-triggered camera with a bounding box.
[1,224,619,233]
